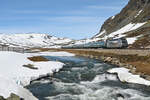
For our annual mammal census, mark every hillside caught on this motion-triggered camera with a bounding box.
[94,0,150,48]
[0,33,72,48]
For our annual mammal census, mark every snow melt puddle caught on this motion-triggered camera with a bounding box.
[27,56,150,100]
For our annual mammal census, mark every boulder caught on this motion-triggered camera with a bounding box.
[6,93,21,100]
[0,96,5,100]
[104,57,113,62]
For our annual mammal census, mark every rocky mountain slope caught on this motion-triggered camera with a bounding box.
[0,33,72,48]
[94,0,150,48]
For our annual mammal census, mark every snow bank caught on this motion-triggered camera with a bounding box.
[108,67,150,86]
[0,75,37,100]
[0,51,74,99]
[0,51,65,86]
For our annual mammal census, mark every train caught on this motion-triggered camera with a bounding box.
[62,37,128,49]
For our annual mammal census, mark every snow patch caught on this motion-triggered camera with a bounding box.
[126,37,137,44]
[0,51,74,99]
[0,75,37,100]
[111,16,115,19]
[108,67,150,86]
[107,22,146,38]
[135,10,143,18]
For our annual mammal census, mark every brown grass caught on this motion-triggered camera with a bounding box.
[28,56,49,62]
[129,62,150,75]
[131,34,150,48]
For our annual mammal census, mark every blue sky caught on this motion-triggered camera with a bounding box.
[0,0,129,39]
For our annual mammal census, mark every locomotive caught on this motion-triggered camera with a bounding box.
[62,37,128,49]
[105,38,128,48]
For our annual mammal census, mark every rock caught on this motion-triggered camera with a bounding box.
[145,76,150,80]
[104,57,113,62]
[112,58,120,65]
[90,55,93,58]
[100,56,105,60]
[128,64,133,69]
[0,96,6,100]
[119,63,127,67]
[116,93,124,100]
[6,93,21,100]
[95,56,99,59]
[123,64,130,68]
[130,69,136,74]
[136,72,143,75]
[140,74,150,81]
[130,67,137,74]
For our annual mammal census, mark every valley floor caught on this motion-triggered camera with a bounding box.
[1,49,150,99]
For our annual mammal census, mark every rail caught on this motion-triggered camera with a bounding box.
[64,48,150,56]
[0,46,24,53]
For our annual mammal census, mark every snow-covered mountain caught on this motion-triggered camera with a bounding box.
[94,0,150,48]
[1,0,150,48]
[0,33,72,48]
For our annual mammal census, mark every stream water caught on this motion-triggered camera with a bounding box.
[27,56,150,100]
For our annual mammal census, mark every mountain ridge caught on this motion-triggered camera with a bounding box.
[95,0,150,48]
[0,33,72,48]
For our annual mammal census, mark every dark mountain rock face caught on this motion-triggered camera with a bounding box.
[96,0,150,48]
[100,0,150,34]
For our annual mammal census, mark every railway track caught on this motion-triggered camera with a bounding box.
[64,47,150,50]
[64,48,150,50]
[60,48,150,56]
